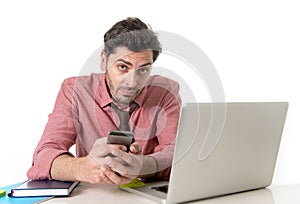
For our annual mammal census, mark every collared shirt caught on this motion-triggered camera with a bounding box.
[27,73,181,180]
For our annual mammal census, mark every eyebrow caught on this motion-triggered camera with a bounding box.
[116,59,152,68]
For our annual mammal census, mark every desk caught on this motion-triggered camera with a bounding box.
[43,183,300,204]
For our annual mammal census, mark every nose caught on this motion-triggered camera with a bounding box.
[124,70,138,88]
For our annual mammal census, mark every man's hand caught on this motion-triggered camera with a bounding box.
[51,138,145,185]
[103,149,143,177]
[74,154,135,184]
[103,148,158,179]
[50,153,123,184]
[89,138,137,184]
[73,154,112,184]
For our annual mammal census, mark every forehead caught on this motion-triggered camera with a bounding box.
[107,46,153,64]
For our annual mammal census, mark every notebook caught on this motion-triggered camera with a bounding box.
[120,102,288,204]
[8,180,79,197]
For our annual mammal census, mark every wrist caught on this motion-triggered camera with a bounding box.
[70,156,86,181]
[51,154,77,181]
[139,156,158,178]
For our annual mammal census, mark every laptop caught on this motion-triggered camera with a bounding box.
[120,102,288,204]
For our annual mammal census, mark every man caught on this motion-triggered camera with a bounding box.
[27,17,181,185]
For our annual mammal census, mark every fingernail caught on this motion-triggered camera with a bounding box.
[130,147,135,153]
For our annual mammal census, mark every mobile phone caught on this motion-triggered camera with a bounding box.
[107,130,134,152]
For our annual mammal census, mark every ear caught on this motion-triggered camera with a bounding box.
[100,50,107,72]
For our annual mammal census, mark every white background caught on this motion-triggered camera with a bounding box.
[0,0,299,187]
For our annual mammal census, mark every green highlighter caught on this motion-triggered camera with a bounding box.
[0,189,6,197]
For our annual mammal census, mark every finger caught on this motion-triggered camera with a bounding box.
[90,148,111,164]
[90,138,111,157]
[90,138,118,163]
[130,142,142,154]
[104,168,135,185]
[94,137,107,146]
[111,149,136,165]
[90,148,111,159]
[100,165,114,184]
[110,144,127,152]
[103,156,128,175]
[104,151,141,176]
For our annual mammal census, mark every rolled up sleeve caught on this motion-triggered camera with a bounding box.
[27,78,77,180]
[149,80,181,180]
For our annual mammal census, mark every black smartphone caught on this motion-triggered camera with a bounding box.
[107,130,134,152]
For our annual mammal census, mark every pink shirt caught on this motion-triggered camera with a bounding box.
[27,73,181,180]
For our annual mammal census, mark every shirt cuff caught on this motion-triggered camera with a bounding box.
[148,146,174,180]
[27,149,74,180]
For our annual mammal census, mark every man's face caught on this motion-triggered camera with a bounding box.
[101,47,153,105]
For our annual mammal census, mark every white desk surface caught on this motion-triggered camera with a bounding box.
[44,182,300,204]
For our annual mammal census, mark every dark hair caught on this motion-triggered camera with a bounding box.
[104,17,162,62]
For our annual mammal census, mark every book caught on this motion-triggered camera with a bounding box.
[8,180,79,198]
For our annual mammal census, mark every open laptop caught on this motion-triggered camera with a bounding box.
[120,102,288,204]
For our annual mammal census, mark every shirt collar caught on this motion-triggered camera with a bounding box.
[133,86,147,107]
[97,74,113,108]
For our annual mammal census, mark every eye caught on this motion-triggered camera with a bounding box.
[118,64,128,72]
[137,67,150,75]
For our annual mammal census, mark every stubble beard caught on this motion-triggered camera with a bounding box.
[105,73,140,105]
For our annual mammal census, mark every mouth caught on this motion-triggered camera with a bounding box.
[119,89,138,96]
[113,88,141,105]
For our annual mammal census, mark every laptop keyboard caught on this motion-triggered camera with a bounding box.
[151,185,169,193]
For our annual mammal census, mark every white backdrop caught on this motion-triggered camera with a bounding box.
[0,0,299,187]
